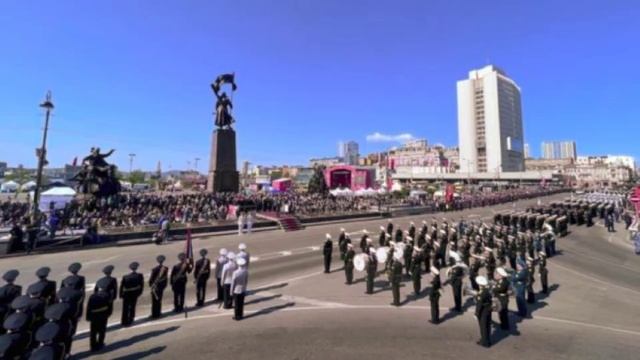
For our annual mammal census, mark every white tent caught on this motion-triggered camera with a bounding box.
[40,186,76,211]
[391,182,403,192]
[21,181,36,191]
[0,180,19,192]
[42,187,76,196]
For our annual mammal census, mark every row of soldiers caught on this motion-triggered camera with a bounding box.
[0,243,251,358]
[323,217,558,347]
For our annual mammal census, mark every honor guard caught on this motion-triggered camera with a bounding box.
[221,252,238,309]
[86,278,113,351]
[28,267,56,306]
[474,275,493,348]
[215,249,228,303]
[30,322,65,360]
[538,252,549,294]
[0,311,32,358]
[428,267,441,324]
[149,255,168,319]
[95,265,118,306]
[323,234,333,274]
[57,286,82,342]
[389,257,403,306]
[231,258,249,320]
[344,244,355,285]
[26,283,47,338]
[0,270,21,335]
[60,263,85,324]
[365,247,377,294]
[410,247,422,295]
[493,267,511,330]
[194,249,211,307]
[44,302,74,357]
[170,253,192,313]
[119,262,144,326]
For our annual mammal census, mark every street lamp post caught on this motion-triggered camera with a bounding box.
[128,153,136,174]
[31,91,54,223]
[194,157,200,172]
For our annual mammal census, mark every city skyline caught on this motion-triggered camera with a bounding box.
[1,1,639,171]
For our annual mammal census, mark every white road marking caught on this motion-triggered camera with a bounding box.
[309,246,320,251]
[280,251,292,256]
[250,256,260,262]
[83,255,121,266]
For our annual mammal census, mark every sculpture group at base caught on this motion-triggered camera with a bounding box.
[72,147,121,198]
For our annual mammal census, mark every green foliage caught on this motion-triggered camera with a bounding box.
[128,170,146,184]
[307,166,328,195]
[4,167,31,184]
[269,171,283,181]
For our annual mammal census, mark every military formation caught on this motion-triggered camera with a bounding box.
[0,243,251,358]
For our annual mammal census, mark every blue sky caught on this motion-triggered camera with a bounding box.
[1,0,639,171]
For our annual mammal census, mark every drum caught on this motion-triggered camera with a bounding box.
[354,254,368,272]
[376,247,389,264]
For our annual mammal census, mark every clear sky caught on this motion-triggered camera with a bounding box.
[1,0,639,171]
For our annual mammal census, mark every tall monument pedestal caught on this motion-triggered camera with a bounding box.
[207,128,239,193]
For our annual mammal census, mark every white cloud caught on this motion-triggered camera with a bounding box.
[366,132,415,143]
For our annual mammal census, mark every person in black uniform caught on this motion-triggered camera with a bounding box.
[7,221,24,253]
[386,220,393,238]
[149,255,168,319]
[86,278,113,351]
[30,321,66,360]
[323,234,333,274]
[0,311,32,358]
[194,249,211,307]
[526,257,536,304]
[26,284,47,342]
[60,262,85,328]
[170,253,192,313]
[389,257,403,306]
[378,226,386,247]
[95,265,117,306]
[44,302,74,357]
[338,228,347,261]
[493,267,511,330]
[538,252,549,294]
[474,275,493,347]
[344,244,355,285]
[0,270,21,334]
[359,231,369,253]
[57,286,82,348]
[410,247,422,295]
[408,222,416,240]
[428,266,441,324]
[365,247,377,295]
[119,262,144,327]
[447,255,464,313]
[28,267,56,306]
[403,237,413,275]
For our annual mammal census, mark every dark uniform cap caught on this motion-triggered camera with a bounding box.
[68,262,82,274]
[129,262,140,271]
[102,265,114,275]
[178,252,186,260]
[44,303,71,322]
[3,312,30,332]
[35,322,61,343]
[96,277,111,291]
[29,345,57,360]
[36,267,51,279]
[157,255,166,264]
[2,270,19,282]
[28,281,47,297]
[200,249,208,256]
[10,295,32,311]
[57,286,80,303]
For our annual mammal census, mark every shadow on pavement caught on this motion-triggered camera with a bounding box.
[440,297,474,323]
[536,284,560,301]
[248,282,288,295]
[73,326,179,360]
[111,346,167,360]
[245,294,283,306]
[243,302,296,320]
[399,289,429,306]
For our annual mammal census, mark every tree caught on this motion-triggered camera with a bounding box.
[128,170,146,185]
[4,166,31,184]
[307,166,328,195]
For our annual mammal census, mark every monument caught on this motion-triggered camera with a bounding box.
[72,147,122,197]
[207,73,239,192]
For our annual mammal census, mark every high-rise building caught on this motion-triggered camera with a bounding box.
[338,141,359,165]
[524,143,531,159]
[541,141,577,159]
[457,65,525,173]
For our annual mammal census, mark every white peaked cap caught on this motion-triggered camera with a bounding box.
[236,258,247,266]
[380,226,385,231]
[476,275,488,287]
[326,233,332,239]
[497,267,508,277]
[340,228,345,232]
[363,229,369,234]
[227,252,236,260]
[238,243,247,250]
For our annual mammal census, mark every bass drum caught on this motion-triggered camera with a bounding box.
[376,247,389,264]
[354,254,368,272]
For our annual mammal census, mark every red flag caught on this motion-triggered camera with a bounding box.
[184,226,194,264]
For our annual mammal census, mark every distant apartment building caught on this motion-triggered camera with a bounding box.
[524,143,531,159]
[309,156,343,168]
[457,65,525,173]
[541,141,577,160]
[387,139,452,173]
[0,162,7,178]
[338,141,359,166]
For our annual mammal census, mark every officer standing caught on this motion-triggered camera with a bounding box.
[44,302,74,357]
[57,286,82,346]
[221,252,238,309]
[403,236,413,275]
[231,257,249,321]
[0,270,21,334]
[238,243,250,268]
[30,322,65,359]
[410,247,422,295]
[26,283,47,338]
[359,230,369,253]
[378,226,386,247]
[493,267,511,330]
[323,234,333,274]
[28,267,56,306]
[119,261,144,326]
[95,265,117,306]
[386,220,394,238]
[447,255,464,313]
[526,257,536,304]
[344,244,355,285]
[539,252,549,294]
[338,228,347,261]
[0,311,32,358]
[428,266,441,324]
[194,249,211,307]
[215,249,228,303]
[86,278,113,351]
[365,247,377,294]
[170,253,192,313]
[389,257,403,306]
[149,255,168,319]
[474,275,493,348]
[513,259,528,318]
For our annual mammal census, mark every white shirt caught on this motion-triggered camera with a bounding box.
[221,261,237,285]
[231,267,248,294]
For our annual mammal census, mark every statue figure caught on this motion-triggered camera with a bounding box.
[210,73,237,129]
[72,147,121,198]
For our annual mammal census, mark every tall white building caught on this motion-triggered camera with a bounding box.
[457,65,525,173]
[541,141,577,159]
[524,143,531,159]
[338,141,359,165]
